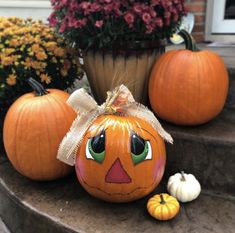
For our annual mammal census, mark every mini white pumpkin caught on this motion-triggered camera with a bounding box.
[167,171,201,203]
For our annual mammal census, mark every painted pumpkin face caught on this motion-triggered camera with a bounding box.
[75,115,166,203]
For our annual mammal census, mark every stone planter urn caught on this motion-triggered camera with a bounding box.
[82,40,166,105]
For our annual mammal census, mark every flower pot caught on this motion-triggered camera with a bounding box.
[82,40,166,104]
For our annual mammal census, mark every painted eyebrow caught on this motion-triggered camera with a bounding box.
[89,125,110,138]
[134,126,159,144]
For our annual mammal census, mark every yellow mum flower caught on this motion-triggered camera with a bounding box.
[35,52,47,61]
[1,56,14,66]
[9,38,20,47]
[54,47,65,57]
[34,37,41,43]
[31,44,41,53]
[23,35,34,44]
[31,61,46,70]
[3,21,12,28]
[24,57,32,68]
[4,48,15,55]
[45,34,53,40]
[40,73,51,84]
[6,74,17,86]
[44,41,57,51]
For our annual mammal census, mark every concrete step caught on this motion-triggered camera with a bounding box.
[163,108,235,195]
[227,67,235,108]
[0,156,234,233]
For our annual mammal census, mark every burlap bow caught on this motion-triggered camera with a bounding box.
[57,85,173,166]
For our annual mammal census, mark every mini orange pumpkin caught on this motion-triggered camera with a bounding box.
[149,30,229,125]
[147,193,180,221]
[75,114,166,203]
[3,78,75,180]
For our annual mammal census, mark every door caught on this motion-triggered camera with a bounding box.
[212,0,235,33]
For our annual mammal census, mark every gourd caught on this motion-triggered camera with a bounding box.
[75,114,166,203]
[3,78,75,180]
[149,30,229,125]
[167,171,201,203]
[147,193,180,220]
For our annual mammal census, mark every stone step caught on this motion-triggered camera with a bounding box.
[163,108,235,195]
[227,67,235,108]
[0,157,234,233]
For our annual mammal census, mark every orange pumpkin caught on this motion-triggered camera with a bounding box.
[75,114,166,203]
[3,78,75,181]
[147,193,180,221]
[149,30,229,125]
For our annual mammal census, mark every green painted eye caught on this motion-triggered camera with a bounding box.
[86,130,105,163]
[131,133,152,165]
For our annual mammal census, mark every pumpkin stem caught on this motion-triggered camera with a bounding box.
[178,29,200,52]
[160,194,166,205]
[181,171,186,181]
[28,78,49,96]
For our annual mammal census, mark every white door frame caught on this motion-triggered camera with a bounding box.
[205,0,235,42]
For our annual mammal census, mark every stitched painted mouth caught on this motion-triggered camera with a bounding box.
[77,166,157,196]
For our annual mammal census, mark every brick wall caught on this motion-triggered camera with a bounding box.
[186,0,207,42]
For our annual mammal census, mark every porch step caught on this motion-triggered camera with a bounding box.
[163,108,235,195]
[0,157,234,233]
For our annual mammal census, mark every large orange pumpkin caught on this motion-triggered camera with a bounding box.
[3,78,75,180]
[75,114,166,203]
[149,30,229,125]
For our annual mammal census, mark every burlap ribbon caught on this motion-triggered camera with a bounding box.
[57,85,173,166]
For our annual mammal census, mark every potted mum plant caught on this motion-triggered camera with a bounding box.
[49,0,187,104]
[0,17,84,151]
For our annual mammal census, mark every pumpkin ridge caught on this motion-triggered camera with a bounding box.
[50,92,72,126]
[194,52,202,117]
[153,205,162,217]
[13,101,30,174]
[164,204,172,219]
[203,52,222,115]
[36,105,45,177]
[47,93,75,177]
[25,100,38,177]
